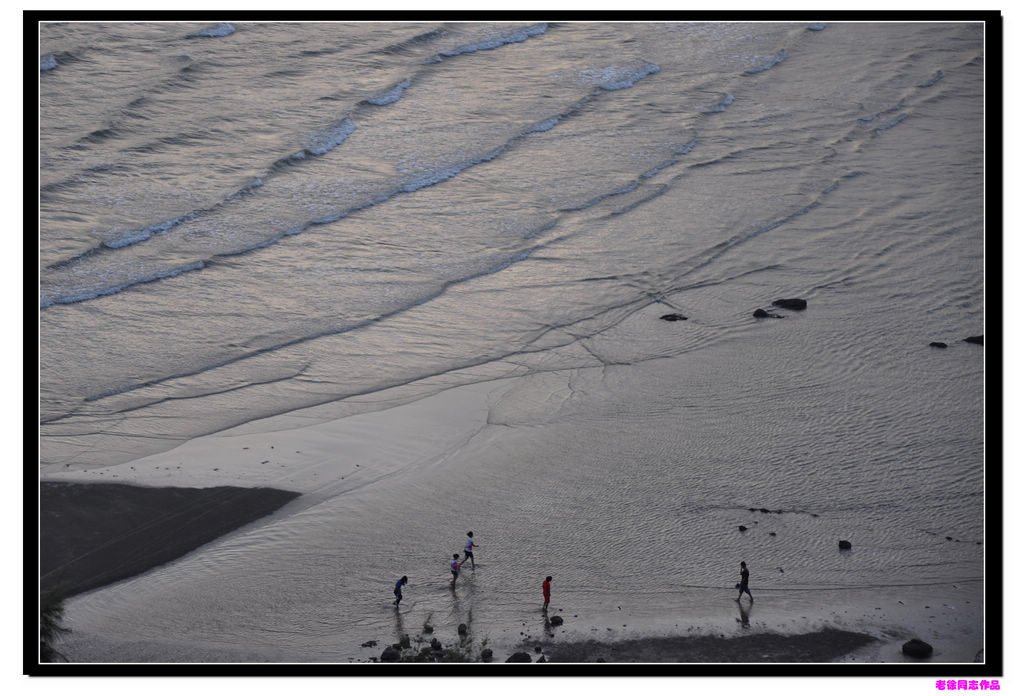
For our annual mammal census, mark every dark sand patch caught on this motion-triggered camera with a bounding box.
[545,628,876,663]
[40,481,301,599]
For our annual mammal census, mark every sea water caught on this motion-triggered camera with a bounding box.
[38,20,986,662]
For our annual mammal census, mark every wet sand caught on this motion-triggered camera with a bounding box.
[39,481,300,599]
[544,627,876,662]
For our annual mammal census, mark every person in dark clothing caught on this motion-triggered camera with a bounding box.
[736,561,753,602]
[394,576,408,607]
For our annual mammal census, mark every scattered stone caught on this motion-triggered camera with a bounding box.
[398,634,410,649]
[838,540,852,550]
[738,525,748,532]
[964,335,983,345]
[946,536,953,541]
[422,623,433,633]
[902,639,933,658]
[753,309,782,318]
[930,342,948,348]
[660,313,688,321]
[380,646,401,662]
[481,648,493,662]
[535,645,543,653]
[537,655,547,663]
[430,638,442,651]
[361,640,377,648]
[769,532,777,537]
[458,623,468,635]
[772,298,807,310]
[506,652,532,663]
[550,615,564,627]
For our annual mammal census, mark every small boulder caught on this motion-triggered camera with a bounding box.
[380,646,401,662]
[430,638,443,651]
[481,648,493,662]
[361,640,378,648]
[398,634,411,648]
[964,335,983,345]
[422,623,433,633]
[537,655,547,663]
[930,342,948,348]
[550,615,564,626]
[458,623,468,635]
[738,525,748,532]
[838,540,852,550]
[506,652,532,663]
[902,639,933,658]
[660,313,688,321]
[753,309,781,318]
[772,298,807,310]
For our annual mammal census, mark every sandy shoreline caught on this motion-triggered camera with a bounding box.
[40,481,300,599]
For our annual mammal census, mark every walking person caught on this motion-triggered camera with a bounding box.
[736,561,753,602]
[542,576,552,612]
[393,576,408,607]
[450,554,461,588]
[463,531,478,569]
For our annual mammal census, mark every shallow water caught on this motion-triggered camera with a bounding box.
[38,20,986,663]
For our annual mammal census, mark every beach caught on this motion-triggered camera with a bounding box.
[37,19,988,669]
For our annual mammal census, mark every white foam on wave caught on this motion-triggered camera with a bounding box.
[745,49,788,75]
[367,79,410,106]
[40,53,57,71]
[303,117,356,156]
[807,23,828,31]
[191,23,235,38]
[436,23,547,58]
[578,62,661,91]
[103,214,192,249]
[40,261,206,308]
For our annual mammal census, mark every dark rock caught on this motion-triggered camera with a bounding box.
[660,313,688,322]
[398,634,411,648]
[964,335,983,345]
[430,638,442,651]
[769,532,777,536]
[753,309,782,318]
[772,298,807,310]
[550,615,564,626]
[535,645,543,653]
[380,646,401,662]
[537,655,547,662]
[361,640,378,648]
[902,639,933,658]
[458,623,468,635]
[946,536,953,541]
[422,623,433,633]
[759,508,770,513]
[929,342,948,348]
[481,648,493,662]
[838,540,852,550]
[738,525,748,532]
[506,652,532,663]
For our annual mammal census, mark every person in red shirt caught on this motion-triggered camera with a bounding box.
[542,576,552,611]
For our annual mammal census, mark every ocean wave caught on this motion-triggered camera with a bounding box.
[578,62,661,91]
[919,70,945,88]
[807,23,828,31]
[745,49,788,75]
[189,23,235,38]
[434,23,548,59]
[365,79,411,106]
[40,53,58,71]
[40,261,206,308]
[301,117,356,156]
[696,93,734,113]
[873,113,909,135]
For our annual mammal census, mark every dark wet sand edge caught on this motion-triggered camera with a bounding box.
[543,627,877,663]
[39,481,301,599]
